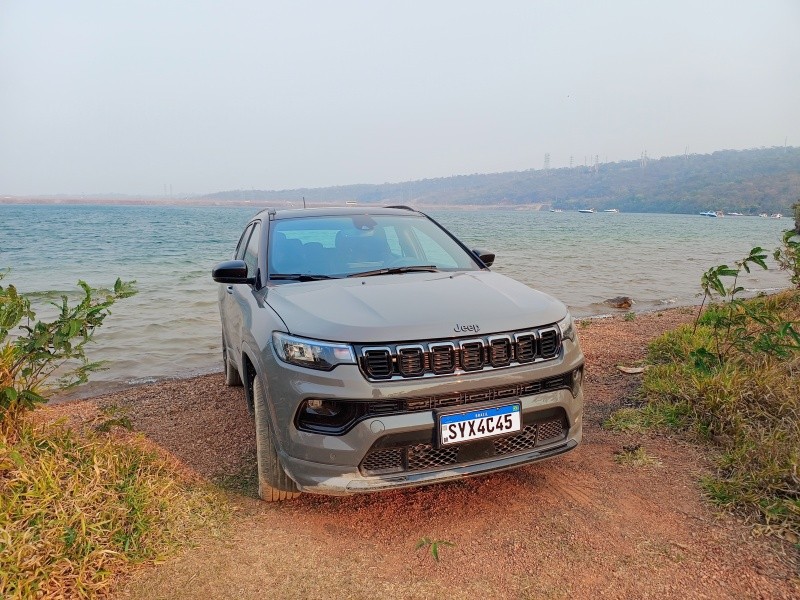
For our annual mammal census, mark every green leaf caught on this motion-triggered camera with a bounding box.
[9,450,24,468]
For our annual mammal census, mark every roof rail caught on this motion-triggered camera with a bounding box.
[384,205,416,211]
[254,207,277,220]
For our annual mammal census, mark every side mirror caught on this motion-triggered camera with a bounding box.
[472,248,495,268]
[212,260,253,284]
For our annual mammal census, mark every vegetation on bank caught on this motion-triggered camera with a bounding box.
[0,274,224,598]
[606,233,800,541]
[203,147,800,215]
[0,419,222,598]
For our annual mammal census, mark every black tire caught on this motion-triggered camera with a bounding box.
[253,376,301,501]
[222,340,243,387]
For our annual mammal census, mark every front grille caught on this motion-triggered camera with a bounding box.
[430,344,455,374]
[361,447,404,474]
[489,337,512,367]
[407,444,459,471]
[493,418,566,455]
[494,425,539,455]
[364,348,392,378]
[537,419,564,442]
[365,373,571,416]
[357,324,563,381]
[515,333,537,362]
[540,328,559,358]
[460,341,484,371]
[398,346,425,377]
[359,413,569,476]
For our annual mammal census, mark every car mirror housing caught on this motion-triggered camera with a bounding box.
[472,248,496,267]
[212,260,254,284]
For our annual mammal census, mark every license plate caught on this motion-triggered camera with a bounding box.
[439,403,521,446]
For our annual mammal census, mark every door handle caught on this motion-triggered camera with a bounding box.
[226,286,234,294]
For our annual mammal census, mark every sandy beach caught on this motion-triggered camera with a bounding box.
[35,307,799,599]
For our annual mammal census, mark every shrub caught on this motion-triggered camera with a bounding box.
[0,273,135,418]
[639,326,799,538]
[0,273,225,597]
[773,229,800,289]
[608,239,800,540]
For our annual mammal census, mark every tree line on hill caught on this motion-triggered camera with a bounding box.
[200,147,800,215]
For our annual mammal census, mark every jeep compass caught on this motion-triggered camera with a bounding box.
[212,206,584,501]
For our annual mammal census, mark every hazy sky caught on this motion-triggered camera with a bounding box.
[1,0,799,196]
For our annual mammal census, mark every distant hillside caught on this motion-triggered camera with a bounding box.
[199,147,800,214]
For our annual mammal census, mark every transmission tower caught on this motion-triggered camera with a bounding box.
[569,155,574,168]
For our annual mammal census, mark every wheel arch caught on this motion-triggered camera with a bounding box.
[241,348,258,413]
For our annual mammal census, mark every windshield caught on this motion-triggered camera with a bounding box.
[268,214,481,279]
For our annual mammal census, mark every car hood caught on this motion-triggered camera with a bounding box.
[266,271,567,343]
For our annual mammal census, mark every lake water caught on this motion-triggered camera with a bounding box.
[0,203,792,395]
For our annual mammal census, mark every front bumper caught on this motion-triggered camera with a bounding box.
[259,338,584,495]
[284,390,582,495]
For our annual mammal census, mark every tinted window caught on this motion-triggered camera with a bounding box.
[269,214,479,278]
[243,222,261,276]
[235,224,253,260]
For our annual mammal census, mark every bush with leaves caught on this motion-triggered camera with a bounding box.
[607,243,800,541]
[773,229,800,289]
[0,272,135,418]
[692,247,800,370]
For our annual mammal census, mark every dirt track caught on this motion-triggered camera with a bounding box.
[45,309,800,599]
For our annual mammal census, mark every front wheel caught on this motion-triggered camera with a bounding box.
[253,376,301,502]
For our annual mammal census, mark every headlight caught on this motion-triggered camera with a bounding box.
[557,312,576,342]
[272,332,356,371]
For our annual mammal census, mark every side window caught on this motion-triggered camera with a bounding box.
[243,222,261,276]
[235,224,253,260]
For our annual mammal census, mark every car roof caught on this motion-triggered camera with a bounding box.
[252,206,423,221]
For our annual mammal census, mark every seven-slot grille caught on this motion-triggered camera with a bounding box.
[357,325,562,380]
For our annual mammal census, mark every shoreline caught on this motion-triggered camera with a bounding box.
[50,303,701,405]
[3,197,546,211]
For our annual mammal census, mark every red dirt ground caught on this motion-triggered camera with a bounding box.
[43,309,800,599]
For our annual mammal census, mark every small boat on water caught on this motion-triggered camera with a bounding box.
[727,212,743,216]
[759,213,769,218]
[603,209,619,213]
[578,209,595,213]
[549,208,563,213]
[699,211,718,217]
[771,213,783,219]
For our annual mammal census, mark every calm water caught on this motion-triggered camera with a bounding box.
[0,204,791,394]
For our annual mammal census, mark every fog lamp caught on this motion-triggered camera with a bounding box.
[305,399,341,417]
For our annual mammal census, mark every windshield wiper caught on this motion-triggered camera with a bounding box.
[269,273,339,281]
[347,265,439,278]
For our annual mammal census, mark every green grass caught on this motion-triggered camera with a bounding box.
[606,290,800,540]
[0,417,226,599]
[613,444,661,468]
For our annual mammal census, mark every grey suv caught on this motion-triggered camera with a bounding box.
[212,206,584,501]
